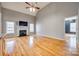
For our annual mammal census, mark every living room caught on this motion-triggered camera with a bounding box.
[0,2,79,56]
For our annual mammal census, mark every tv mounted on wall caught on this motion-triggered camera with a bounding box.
[19,21,28,26]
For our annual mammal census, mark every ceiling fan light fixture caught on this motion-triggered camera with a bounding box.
[32,8,36,12]
[29,7,33,12]
[29,7,36,12]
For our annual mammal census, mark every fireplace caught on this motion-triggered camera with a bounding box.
[19,30,26,36]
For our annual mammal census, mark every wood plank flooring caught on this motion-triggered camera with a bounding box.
[0,35,79,56]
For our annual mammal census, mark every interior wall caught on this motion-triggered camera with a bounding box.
[36,2,79,39]
[2,8,35,37]
[0,3,2,35]
[77,8,79,44]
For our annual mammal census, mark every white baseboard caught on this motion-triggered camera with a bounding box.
[37,34,64,40]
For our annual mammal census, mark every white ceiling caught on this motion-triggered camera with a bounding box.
[1,2,50,16]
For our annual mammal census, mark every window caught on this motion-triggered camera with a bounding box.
[6,21,15,34]
[30,24,34,32]
[70,23,76,32]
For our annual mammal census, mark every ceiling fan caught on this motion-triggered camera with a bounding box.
[25,2,40,12]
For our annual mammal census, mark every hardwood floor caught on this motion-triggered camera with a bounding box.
[0,35,79,56]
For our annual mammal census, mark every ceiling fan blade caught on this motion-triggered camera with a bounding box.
[26,7,29,9]
[35,7,40,9]
[25,2,33,7]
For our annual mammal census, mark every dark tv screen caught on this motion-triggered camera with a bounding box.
[19,21,28,26]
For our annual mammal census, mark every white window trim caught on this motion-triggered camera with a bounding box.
[6,21,15,34]
[30,24,34,32]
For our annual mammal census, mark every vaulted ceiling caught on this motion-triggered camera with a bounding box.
[1,2,50,16]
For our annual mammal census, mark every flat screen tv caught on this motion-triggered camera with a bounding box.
[19,21,28,26]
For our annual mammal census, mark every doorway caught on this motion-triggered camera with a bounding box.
[65,16,77,55]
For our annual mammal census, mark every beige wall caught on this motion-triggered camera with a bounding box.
[36,2,79,39]
[2,8,36,37]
